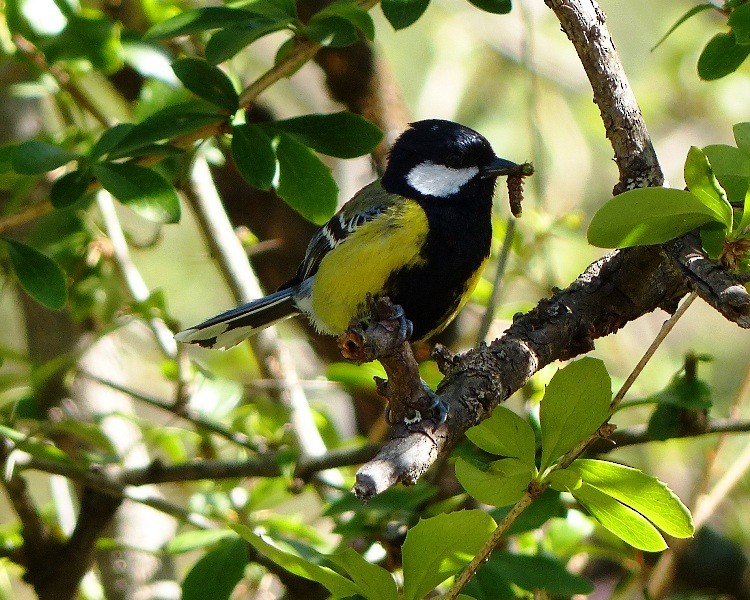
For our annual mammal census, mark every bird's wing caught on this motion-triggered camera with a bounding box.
[295,181,398,282]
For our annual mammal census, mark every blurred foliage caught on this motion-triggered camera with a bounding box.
[0,0,749,598]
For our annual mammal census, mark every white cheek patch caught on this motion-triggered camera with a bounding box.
[406,161,479,198]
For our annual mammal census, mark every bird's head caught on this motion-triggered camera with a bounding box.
[381,119,518,202]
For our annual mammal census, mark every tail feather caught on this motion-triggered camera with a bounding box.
[175,289,299,349]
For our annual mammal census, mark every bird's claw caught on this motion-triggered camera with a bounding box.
[383,381,448,425]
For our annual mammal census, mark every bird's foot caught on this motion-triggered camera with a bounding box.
[384,380,448,426]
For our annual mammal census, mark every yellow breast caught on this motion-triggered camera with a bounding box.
[309,201,428,334]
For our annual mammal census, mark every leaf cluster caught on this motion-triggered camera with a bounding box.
[456,358,695,553]
[588,123,750,271]
[655,1,750,80]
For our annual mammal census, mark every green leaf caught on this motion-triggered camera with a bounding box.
[275,132,338,225]
[270,112,383,159]
[402,510,496,600]
[652,372,712,410]
[700,222,727,259]
[330,548,398,600]
[181,536,248,600]
[455,457,531,507]
[547,468,582,492]
[305,15,359,47]
[465,405,536,467]
[572,482,667,552]
[492,489,566,537]
[738,186,750,235]
[92,163,181,224]
[45,15,123,74]
[317,2,375,40]
[231,123,277,190]
[735,122,750,155]
[230,523,359,598]
[11,141,78,175]
[570,459,694,538]
[729,2,750,45]
[702,143,750,204]
[205,19,294,64]
[0,144,17,173]
[587,187,725,248]
[50,170,91,209]
[91,124,136,161]
[539,357,611,472]
[697,32,750,80]
[237,0,298,21]
[646,403,682,441]
[3,238,67,309]
[651,3,714,51]
[167,529,236,554]
[488,552,594,596]
[466,0,511,15]
[146,7,259,38]
[684,146,733,229]
[172,58,239,112]
[381,0,430,30]
[108,102,225,159]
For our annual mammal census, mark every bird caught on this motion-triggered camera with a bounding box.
[175,119,521,350]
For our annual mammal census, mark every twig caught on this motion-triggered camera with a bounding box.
[13,34,114,127]
[612,292,697,407]
[589,417,750,453]
[96,191,178,358]
[444,488,540,600]
[76,369,262,452]
[236,0,380,109]
[477,217,517,344]
[646,359,750,598]
[183,156,343,488]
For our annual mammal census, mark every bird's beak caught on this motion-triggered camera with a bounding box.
[480,156,520,178]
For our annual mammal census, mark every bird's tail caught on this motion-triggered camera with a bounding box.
[175,288,299,349]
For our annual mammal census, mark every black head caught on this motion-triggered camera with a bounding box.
[381,119,518,202]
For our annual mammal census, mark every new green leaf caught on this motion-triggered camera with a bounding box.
[275,133,338,225]
[330,548,398,600]
[571,482,667,551]
[2,238,67,309]
[684,146,732,229]
[587,187,725,248]
[402,510,496,600]
[569,459,694,538]
[92,163,181,223]
[465,405,536,466]
[231,524,359,598]
[172,58,239,112]
[455,457,532,507]
[540,357,611,471]
[651,3,713,51]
